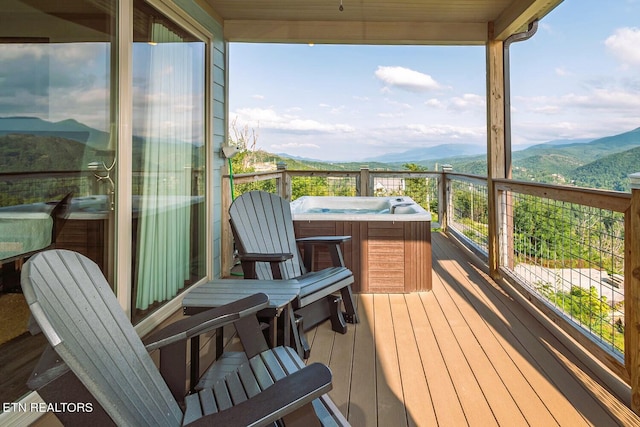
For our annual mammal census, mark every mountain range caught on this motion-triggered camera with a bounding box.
[2,116,639,191]
[0,116,110,150]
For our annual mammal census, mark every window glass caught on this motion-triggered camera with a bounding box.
[0,0,116,405]
[131,0,206,322]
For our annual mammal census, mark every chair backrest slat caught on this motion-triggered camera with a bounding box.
[230,191,305,280]
[22,250,183,427]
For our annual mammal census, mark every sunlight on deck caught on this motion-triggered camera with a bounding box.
[305,232,640,427]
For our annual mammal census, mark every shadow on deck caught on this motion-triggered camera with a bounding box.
[304,231,640,426]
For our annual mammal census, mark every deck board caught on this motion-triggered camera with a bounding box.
[345,294,377,427]
[388,293,437,427]
[373,294,407,426]
[405,292,468,426]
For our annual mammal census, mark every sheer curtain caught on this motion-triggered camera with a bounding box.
[136,22,193,310]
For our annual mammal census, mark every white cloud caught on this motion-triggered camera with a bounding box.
[605,27,640,68]
[555,67,573,77]
[0,44,46,61]
[232,107,355,134]
[374,66,441,92]
[378,112,405,118]
[252,94,265,100]
[516,86,640,114]
[385,99,412,109]
[532,105,561,114]
[319,103,346,114]
[271,142,320,149]
[425,98,444,108]
[405,124,485,140]
[449,93,485,110]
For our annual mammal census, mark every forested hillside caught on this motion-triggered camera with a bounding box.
[570,146,640,191]
[0,134,92,172]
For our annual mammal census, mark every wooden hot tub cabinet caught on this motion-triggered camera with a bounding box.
[293,219,431,293]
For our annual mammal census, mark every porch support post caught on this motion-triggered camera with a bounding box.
[221,174,234,276]
[486,26,506,279]
[626,172,640,414]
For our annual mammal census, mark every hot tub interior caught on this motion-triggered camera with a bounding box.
[291,196,426,214]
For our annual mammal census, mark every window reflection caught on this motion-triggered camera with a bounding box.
[0,0,115,405]
[131,1,206,321]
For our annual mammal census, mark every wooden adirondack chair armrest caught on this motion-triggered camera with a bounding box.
[238,252,294,280]
[238,253,294,263]
[296,235,352,245]
[296,236,351,270]
[184,363,333,427]
[142,293,269,351]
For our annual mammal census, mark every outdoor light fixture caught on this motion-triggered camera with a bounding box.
[220,144,241,159]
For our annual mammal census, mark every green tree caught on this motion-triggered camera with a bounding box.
[514,196,572,262]
[402,163,429,210]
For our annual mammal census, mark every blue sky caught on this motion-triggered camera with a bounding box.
[229,0,640,161]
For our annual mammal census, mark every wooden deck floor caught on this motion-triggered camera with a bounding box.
[19,231,640,426]
[304,232,640,427]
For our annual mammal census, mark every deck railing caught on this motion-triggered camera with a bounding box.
[222,166,639,387]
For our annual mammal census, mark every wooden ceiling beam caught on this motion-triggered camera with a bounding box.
[223,20,488,45]
[492,0,563,40]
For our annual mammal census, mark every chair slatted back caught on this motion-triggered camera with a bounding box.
[229,191,306,280]
[21,250,183,427]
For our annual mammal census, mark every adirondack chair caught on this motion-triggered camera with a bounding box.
[22,249,349,426]
[229,191,359,345]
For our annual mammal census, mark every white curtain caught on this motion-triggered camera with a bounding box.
[136,23,193,310]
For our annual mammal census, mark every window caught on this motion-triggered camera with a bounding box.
[131,0,206,321]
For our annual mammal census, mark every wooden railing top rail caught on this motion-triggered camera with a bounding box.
[226,171,284,184]
[493,177,631,213]
[444,173,488,186]
[224,168,631,213]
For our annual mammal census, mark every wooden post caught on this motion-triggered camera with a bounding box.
[276,162,287,199]
[626,172,640,413]
[284,171,292,201]
[221,175,234,276]
[486,30,506,280]
[359,167,370,196]
[439,167,451,231]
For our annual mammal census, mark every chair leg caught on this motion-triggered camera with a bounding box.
[294,314,311,359]
[294,296,347,334]
[328,295,347,334]
[340,284,359,324]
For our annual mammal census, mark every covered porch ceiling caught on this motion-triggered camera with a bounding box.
[198,0,563,44]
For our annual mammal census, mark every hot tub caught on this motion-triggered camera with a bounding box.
[291,196,432,293]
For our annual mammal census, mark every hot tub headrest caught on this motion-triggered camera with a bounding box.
[391,202,417,214]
